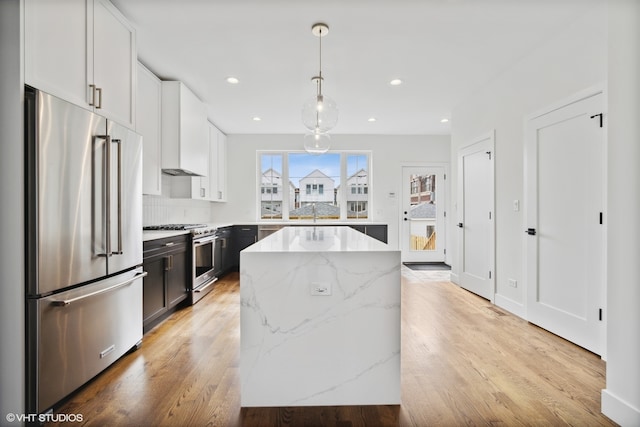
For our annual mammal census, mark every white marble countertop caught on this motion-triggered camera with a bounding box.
[243,226,390,253]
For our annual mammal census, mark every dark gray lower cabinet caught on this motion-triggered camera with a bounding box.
[349,224,388,243]
[217,226,233,275]
[142,234,190,333]
[232,225,258,270]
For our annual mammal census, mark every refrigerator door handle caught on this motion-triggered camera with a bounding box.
[50,271,147,306]
[112,138,123,255]
[96,134,112,258]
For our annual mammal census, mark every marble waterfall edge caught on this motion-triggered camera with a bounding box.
[240,226,401,407]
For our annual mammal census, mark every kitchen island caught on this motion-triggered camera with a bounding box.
[240,226,401,407]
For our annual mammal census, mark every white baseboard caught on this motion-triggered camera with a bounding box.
[450,273,460,285]
[602,389,640,426]
[494,294,526,319]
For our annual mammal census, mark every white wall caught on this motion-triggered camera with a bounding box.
[210,134,450,250]
[0,0,25,420]
[602,0,640,424]
[449,5,607,317]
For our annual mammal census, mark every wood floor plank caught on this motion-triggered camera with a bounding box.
[47,270,617,426]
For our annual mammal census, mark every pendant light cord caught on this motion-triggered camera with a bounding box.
[318,26,323,96]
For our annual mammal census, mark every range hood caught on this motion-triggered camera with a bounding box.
[162,167,202,177]
[161,81,208,177]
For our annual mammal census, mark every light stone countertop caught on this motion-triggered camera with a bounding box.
[242,226,390,253]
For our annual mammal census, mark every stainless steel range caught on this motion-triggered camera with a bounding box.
[143,224,219,304]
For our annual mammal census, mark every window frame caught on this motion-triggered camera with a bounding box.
[257,150,372,222]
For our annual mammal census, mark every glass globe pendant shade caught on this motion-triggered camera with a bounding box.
[303,131,331,155]
[301,94,338,133]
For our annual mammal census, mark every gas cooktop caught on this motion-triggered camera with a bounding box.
[143,224,207,231]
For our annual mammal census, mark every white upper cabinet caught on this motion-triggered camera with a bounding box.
[24,0,136,128]
[92,0,136,127]
[136,63,162,196]
[213,127,227,202]
[161,81,208,177]
[170,122,226,202]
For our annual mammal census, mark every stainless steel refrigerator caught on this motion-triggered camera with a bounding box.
[25,87,146,414]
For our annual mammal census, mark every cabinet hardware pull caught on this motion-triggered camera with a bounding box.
[89,84,96,106]
[96,87,103,109]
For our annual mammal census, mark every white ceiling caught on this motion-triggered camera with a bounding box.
[112,0,598,135]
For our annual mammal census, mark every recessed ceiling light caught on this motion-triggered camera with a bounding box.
[226,77,239,84]
[440,118,449,123]
[252,117,261,121]
[368,117,377,122]
[389,79,403,86]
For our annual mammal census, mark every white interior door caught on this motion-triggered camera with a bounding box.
[401,166,446,263]
[458,134,495,301]
[525,90,605,355]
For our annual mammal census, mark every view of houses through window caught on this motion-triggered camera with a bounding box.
[259,152,370,221]
[409,173,437,251]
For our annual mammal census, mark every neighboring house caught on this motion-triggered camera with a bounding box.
[298,169,335,206]
[261,168,295,215]
[410,174,436,204]
[336,168,369,214]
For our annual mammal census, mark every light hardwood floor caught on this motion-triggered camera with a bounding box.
[49,268,617,426]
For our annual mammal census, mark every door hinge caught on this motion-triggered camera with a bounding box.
[444,248,447,255]
[486,151,492,160]
[590,113,603,128]
[444,211,447,218]
[489,211,492,220]
[489,271,492,279]
[599,212,603,225]
[599,308,603,321]
[444,173,447,180]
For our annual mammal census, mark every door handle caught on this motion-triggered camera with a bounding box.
[50,271,147,306]
[526,228,537,236]
[112,138,123,255]
[457,223,463,228]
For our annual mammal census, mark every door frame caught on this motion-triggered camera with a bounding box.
[399,162,449,264]
[523,85,607,357]
[456,131,495,302]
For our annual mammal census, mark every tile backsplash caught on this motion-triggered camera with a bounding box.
[142,177,213,225]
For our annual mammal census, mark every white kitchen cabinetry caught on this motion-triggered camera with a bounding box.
[213,127,228,202]
[24,0,136,128]
[136,63,162,196]
[161,81,208,177]
[170,122,226,202]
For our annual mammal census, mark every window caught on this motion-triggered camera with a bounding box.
[346,154,369,219]
[260,154,283,219]
[259,151,370,221]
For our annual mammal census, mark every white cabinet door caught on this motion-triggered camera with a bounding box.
[215,130,227,202]
[189,131,211,200]
[24,0,92,109]
[93,0,136,128]
[25,0,136,128]
[136,63,162,196]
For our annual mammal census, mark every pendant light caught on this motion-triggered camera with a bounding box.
[302,23,338,154]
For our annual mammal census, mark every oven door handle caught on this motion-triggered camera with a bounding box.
[193,235,219,246]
